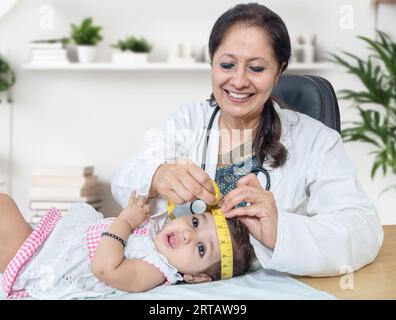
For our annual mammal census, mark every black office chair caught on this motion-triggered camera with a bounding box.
[272,74,341,133]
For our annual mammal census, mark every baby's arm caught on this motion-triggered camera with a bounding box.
[95,259,166,292]
[92,191,165,292]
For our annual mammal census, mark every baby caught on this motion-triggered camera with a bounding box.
[0,192,256,299]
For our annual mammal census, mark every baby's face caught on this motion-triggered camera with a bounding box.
[154,212,221,276]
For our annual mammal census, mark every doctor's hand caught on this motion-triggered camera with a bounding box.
[151,159,216,205]
[220,173,278,249]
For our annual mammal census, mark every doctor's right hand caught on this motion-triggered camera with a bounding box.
[150,159,216,205]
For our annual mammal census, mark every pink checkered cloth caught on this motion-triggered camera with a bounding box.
[86,218,149,261]
[2,208,63,299]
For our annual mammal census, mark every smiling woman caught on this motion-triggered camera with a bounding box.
[208,5,290,166]
[211,25,284,151]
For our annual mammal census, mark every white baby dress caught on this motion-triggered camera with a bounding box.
[5,203,183,299]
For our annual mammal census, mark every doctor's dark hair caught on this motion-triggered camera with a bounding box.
[201,218,257,281]
[208,3,291,168]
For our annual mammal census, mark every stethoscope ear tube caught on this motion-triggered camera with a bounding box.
[250,168,271,191]
[201,105,220,172]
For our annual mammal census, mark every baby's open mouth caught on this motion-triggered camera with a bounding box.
[166,232,176,248]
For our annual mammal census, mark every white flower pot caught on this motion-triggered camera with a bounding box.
[112,51,148,65]
[76,45,97,63]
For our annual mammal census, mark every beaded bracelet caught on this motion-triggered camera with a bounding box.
[101,232,127,247]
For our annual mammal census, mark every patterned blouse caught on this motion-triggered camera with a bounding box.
[215,141,260,207]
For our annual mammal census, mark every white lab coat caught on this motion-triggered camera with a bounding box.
[111,100,384,277]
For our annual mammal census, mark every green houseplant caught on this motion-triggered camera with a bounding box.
[0,54,15,104]
[70,17,103,63]
[329,30,396,194]
[111,36,152,64]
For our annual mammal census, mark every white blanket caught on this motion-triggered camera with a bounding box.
[1,269,336,300]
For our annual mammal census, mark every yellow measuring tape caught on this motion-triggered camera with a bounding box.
[211,207,233,279]
[167,180,233,279]
[167,201,176,220]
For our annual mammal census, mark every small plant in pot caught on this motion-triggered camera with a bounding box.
[0,54,15,104]
[111,36,153,64]
[70,17,102,63]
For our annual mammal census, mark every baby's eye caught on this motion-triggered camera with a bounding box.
[220,62,234,70]
[198,242,205,257]
[249,66,265,73]
[192,216,199,229]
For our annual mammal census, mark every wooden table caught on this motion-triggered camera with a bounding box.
[297,225,396,299]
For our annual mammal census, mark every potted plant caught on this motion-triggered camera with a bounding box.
[70,17,102,63]
[0,54,15,104]
[111,36,152,64]
[329,30,396,194]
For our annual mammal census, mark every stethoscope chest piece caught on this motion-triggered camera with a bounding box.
[190,199,207,214]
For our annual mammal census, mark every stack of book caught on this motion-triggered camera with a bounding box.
[29,166,102,224]
[29,39,69,65]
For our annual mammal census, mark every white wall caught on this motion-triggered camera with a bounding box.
[0,0,395,224]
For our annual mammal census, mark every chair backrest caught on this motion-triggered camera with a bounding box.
[272,74,341,133]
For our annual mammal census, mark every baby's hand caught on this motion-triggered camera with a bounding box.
[119,191,150,229]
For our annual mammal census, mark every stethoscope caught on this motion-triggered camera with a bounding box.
[189,105,271,214]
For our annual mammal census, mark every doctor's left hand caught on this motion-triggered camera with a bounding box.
[220,173,278,249]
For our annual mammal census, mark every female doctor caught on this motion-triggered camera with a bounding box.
[111,3,383,276]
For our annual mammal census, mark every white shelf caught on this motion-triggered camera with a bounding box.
[22,62,334,71]
[22,62,211,71]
